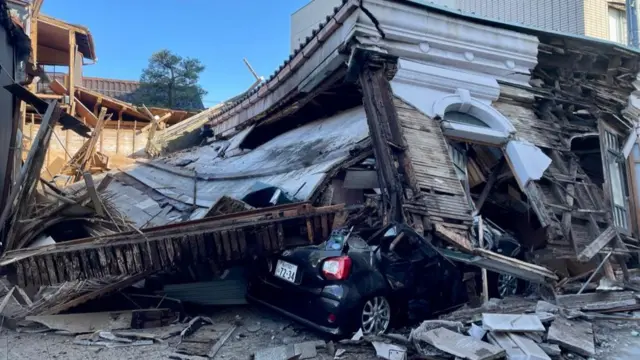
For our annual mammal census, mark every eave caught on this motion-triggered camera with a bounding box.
[37,13,96,64]
[205,0,360,138]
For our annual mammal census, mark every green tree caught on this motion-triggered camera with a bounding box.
[134,50,207,110]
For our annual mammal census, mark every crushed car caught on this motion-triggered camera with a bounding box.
[246,223,469,336]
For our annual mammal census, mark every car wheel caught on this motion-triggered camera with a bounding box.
[360,295,391,335]
[497,273,518,297]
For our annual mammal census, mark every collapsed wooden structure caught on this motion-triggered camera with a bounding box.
[1,203,344,287]
[4,0,640,312]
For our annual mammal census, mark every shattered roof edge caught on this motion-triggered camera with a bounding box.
[207,0,640,132]
[206,0,354,124]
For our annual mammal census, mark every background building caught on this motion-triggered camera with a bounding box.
[291,0,632,47]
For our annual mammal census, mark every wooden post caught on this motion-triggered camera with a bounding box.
[192,171,198,208]
[132,120,137,154]
[99,127,104,154]
[358,52,406,224]
[0,101,62,250]
[29,114,34,140]
[478,217,489,303]
[64,129,70,160]
[474,157,505,215]
[93,97,103,116]
[68,30,76,114]
[116,109,123,154]
[83,172,105,217]
[28,0,43,92]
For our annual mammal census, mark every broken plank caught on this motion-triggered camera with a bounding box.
[577,226,616,262]
[82,172,105,217]
[417,327,505,360]
[41,271,153,315]
[482,313,545,332]
[547,317,595,357]
[488,332,550,360]
[435,223,473,252]
[555,291,635,310]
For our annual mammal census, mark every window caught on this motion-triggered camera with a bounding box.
[444,111,491,128]
[609,6,628,45]
[603,129,630,230]
[448,143,467,181]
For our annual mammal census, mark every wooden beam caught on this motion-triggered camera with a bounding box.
[40,271,153,315]
[74,98,98,128]
[116,116,122,155]
[93,97,103,116]
[139,112,171,134]
[359,53,405,224]
[474,157,505,215]
[29,0,43,90]
[478,217,489,303]
[48,79,68,96]
[132,120,137,153]
[74,107,108,181]
[82,172,105,217]
[141,104,155,121]
[523,182,553,228]
[561,158,578,235]
[68,30,76,114]
[577,226,617,262]
[0,102,62,251]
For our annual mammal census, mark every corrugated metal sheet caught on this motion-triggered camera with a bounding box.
[99,106,369,226]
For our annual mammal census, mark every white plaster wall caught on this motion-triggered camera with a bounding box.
[291,0,343,52]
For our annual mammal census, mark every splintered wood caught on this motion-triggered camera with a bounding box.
[1,204,343,287]
[0,101,62,251]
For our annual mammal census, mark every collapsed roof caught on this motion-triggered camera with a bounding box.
[4,0,640,289]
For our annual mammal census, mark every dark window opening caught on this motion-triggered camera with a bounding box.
[444,110,491,128]
[240,75,361,150]
[571,136,604,187]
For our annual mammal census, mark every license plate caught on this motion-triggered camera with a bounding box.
[274,260,297,283]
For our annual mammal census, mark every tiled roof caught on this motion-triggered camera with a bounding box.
[45,73,140,99]
[81,76,140,99]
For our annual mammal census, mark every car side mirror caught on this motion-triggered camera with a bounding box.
[383,226,397,238]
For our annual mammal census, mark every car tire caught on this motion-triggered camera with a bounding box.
[357,294,392,335]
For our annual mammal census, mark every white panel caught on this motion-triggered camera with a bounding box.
[505,139,552,190]
[441,122,509,145]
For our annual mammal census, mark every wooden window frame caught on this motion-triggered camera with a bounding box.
[598,120,631,234]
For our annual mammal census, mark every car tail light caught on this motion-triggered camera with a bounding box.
[327,313,337,323]
[322,256,352,280]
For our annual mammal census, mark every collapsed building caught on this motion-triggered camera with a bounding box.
[3,0,640,308]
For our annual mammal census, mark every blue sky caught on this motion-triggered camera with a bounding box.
[42,0,309,106]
